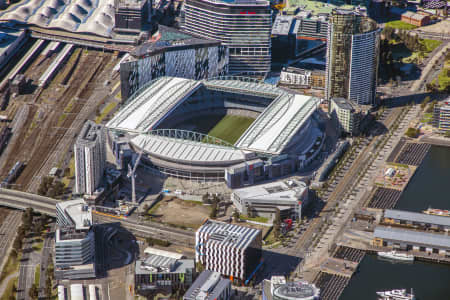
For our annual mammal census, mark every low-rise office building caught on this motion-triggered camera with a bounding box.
[400,11,430,27]
[183,270,232,300]
[135,247,195,296]
[433,100,450,132]
[329,97,363,136]
[382,209,450,232]
[373,226,450,257]
[196,220,262,282]
[279,53,326,97]
[54,199,96,280]
[232,179,309,221]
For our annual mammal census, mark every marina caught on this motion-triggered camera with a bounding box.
[315,145,450,299]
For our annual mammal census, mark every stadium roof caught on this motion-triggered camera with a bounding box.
[106,77,202,133]
[374,226,450,250]
[0,0,116,37]
[384,209,450,227]
[131,134,246,164]
[108,76,320,155]
[236,94,320,154]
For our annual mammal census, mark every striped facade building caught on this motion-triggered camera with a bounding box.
[182,0,271,75]
[196,220,262,281]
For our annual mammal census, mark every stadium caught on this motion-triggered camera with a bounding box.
[107,76,324,187]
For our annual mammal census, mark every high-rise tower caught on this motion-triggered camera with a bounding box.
[325,10,381,106]
[182,0,271,75]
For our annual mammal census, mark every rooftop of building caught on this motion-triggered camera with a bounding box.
[131,25,220,58]
[374,226,450,249]
[0,27,24,55]
[0,0,117,37]
[384,209,450,227]
[288,0,366,16]
[135,256,194,275]
[197,219,261,249]
[233,179,307,202]
[56,199,92,230]
[272,15,295,36]
[331,97,356,111]
[76,120,103,144]
[285,50,327,73]
[183,270,231,300]
[273,280,320,300]
[116,0,147,8]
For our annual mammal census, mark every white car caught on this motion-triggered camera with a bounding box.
[174,190,183,195]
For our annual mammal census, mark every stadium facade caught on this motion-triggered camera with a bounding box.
[325,9,380,106]
[107,76,324,188]
[182,0,271,75]
[119,26,229,100]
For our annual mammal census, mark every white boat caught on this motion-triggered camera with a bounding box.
[377,251,414,262]
[376,289,415,300]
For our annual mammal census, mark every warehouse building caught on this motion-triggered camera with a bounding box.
[54,199,96,279]
[382,209,450,232]
[232,179,309,221]
[196,220,262,282]
[135,247,195,296]
[373,226,450,257]
[183,270,232,300]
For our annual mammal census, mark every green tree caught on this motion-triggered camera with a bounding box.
[29,284,38,300]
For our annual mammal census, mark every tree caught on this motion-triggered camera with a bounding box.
[233,210,240,221]
[209,200,218,218]
[29,284,38,300]
[405,127,420,138]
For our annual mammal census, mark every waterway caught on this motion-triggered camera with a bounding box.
[340,255,450,300]
[341,145,450,299]
[395,145,450,212]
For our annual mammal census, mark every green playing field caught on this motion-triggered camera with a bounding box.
[206,115,255,144]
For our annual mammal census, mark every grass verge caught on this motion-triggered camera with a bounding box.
[0,252,20,284]
[385,20,417,30]
[34,264,40,286]
[239,215,269,223]
[95,102,118,124]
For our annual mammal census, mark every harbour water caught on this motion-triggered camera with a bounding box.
[341,145,450,299]
[339,255,450,299]
[395,145,450,212]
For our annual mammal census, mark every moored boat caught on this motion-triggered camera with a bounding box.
[376,288,415,300]
[377,251,414,262]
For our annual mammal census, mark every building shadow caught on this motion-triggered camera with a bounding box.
[94,222,139,278]
[256,250,302,284]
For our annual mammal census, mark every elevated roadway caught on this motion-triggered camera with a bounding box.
[0,188,195,245]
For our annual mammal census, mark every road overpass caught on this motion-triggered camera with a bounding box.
[0,188,195,245]
[0,188,58,216]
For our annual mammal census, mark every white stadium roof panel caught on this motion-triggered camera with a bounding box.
[236,94,320,154]
[0,0,116,37]
[131,134,246,164]
[106,77,201,133]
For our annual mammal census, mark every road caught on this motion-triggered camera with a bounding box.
[38,224,54,299]
[0,211,22,272]
[16,237,37,300]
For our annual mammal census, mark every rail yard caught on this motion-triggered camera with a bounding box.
[0,38,121,193]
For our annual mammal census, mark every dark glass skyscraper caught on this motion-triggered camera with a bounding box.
[182,0,271,75]
[325,10,381,106]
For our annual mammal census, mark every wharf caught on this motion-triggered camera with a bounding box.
[320,257,358,278]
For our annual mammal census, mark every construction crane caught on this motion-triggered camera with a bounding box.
[127,139,150,204]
